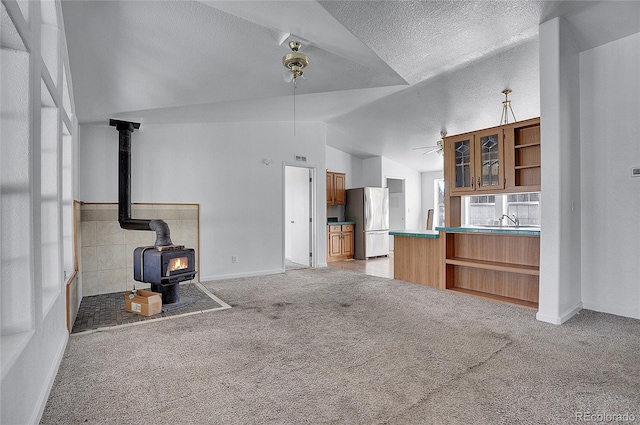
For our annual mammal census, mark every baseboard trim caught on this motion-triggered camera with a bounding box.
[200,268,285,282]
[559,301,583,323]
[582,301,640,320]
[536,311,561,324]
[536,301,583,325]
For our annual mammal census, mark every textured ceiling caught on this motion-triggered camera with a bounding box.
[62,1,640,172]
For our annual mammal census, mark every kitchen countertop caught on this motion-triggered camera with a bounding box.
[327,221,355,225]
[389,230,440,238]
[436,226,540,236]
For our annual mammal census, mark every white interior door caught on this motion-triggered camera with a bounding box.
[285,166,311,266]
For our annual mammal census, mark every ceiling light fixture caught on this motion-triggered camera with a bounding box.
[282,41,309,136]
[499,89,517,125]
[282,41,309,83]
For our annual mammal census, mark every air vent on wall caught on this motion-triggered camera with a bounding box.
[632,167,640,177]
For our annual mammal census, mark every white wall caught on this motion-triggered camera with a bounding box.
[538,17,583,324]
[579,33,640,319]
[362,157,383,187]
[325,145,363,189]
[382,157,422,230]
[421,170,444,230]
[79,121,327,280]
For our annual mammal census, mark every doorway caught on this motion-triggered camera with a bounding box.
[284,166,313,270]
[386,178,405,251]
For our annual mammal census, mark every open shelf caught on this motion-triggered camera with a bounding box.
[446,257,539,275]
[514,142,540,149]
[515,163,541,170]
[447,287,538,310]
[444,232,540,308]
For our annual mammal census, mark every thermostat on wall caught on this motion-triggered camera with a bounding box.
[632,167,640,177]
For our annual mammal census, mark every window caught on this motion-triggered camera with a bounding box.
[463,192,540,226]
[506,193,540,226]
[466,195,496,226]
[433,179,445,228]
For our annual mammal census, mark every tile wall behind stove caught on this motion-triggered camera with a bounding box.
[78,203,199,296]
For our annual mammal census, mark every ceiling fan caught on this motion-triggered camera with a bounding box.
[412,131,447,156]
[282,40,309,84]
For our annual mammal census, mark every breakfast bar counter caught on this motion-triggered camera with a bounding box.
[389,230,445,289]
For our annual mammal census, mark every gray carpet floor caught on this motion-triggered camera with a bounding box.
[41,267,639,424]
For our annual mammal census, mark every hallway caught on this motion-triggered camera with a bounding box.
[326,252,393,279]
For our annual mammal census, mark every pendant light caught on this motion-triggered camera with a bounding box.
[499,89,517,125]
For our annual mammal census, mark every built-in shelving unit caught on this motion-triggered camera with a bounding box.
[447,287,539,309]
[444,229,540,309]
[510,119,541,191]
[445,257,539,275]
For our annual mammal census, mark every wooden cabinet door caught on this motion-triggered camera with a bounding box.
[474,128,505,192]
[328,232,343,257]
[333,173,346,205]
[326,172,334,205]
[342,230,354,257]
[446,134,475,194]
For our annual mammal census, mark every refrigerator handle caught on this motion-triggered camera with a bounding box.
[363,191,369,230]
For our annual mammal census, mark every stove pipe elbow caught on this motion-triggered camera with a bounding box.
[149,219,173,248]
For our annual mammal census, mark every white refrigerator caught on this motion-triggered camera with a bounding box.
[345,187,390,260]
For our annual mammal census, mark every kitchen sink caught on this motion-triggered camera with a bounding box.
[472,225,540,231]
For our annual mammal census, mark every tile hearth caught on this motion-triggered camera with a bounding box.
[71,282,228,334]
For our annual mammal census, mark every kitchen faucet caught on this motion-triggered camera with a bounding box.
[499,214,520,227]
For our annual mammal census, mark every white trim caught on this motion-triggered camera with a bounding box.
[536,301,583,324]
[282,163,317,269]
[582,301,639,320]
[536,312,562,324]
[31,332,68,425]
[200,268,285,282]
[2,0,33,52]
[559,301,583,323]
[193,282,231,309]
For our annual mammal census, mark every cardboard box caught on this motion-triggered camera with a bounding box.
[124,289,162,316]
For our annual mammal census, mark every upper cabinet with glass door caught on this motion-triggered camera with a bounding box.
[445,128,505,195]
[447,134,474,194]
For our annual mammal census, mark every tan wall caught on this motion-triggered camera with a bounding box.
[78,203,199,296]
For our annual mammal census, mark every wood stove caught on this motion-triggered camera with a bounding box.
[133,246,196,303]
[110,119,197,307]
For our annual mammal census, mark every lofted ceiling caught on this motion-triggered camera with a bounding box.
[62,1,640,172]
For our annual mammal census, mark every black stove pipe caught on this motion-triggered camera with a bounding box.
[110,119,173,248]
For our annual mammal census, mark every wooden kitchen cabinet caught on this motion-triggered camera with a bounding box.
[504,117,541,192]
[326,171,346,205]
[445,127,505,195]
[445,118,541,196]
[327,224,354,261]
